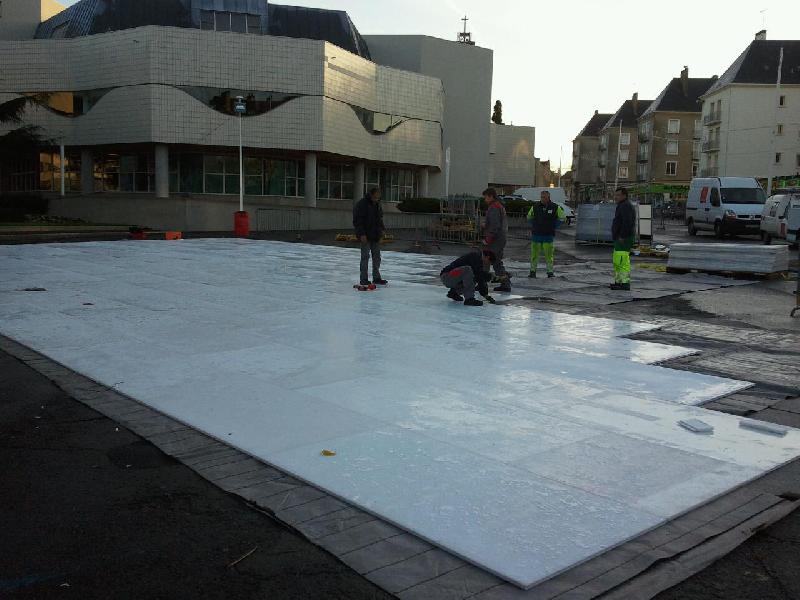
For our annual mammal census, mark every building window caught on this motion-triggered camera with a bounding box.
[775,153,782,164]
[693,141,701,159]
[619,149,630,162]
[119,154,155,193]
[779,95,786,107]
[6,152,81,193]
[619,133,631,146]
[618,166,629,179]
[692,163,699,177]
[199,10,261,34]
[777,124,784,135]
[318,163,355,200]
[667,119,681,134]
[386,168,416,202]
[797,154,800,169]
[204,155,239,194]
[182,87,298,117]
[666,161,678,176]
[365,167,381,197]
[171,154,303,196]
[666,140,679,155]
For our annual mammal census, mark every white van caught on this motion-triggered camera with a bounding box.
[514,187,576,225]
[686,177,766,238]
[761,190,800,248]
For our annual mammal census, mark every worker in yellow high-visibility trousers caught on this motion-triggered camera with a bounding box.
[610,187,636,291]
[527,191,565,279]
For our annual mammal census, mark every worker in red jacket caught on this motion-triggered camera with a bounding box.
[482,188,511,292]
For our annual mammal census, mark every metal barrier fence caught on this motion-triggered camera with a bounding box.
[256,208,307,232]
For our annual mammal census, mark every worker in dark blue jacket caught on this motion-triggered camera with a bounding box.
[440,250,496,307]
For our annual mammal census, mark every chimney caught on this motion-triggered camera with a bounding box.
[681,66,689,96]
[632,92,639,115]
[755,29,767,40]
[594,109,599,115]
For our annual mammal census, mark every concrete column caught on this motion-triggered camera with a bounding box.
[80,149,94,195]
[154,144,169,199]
[304,152,317,208]
[417,168,430,198]
[354,162,366,202]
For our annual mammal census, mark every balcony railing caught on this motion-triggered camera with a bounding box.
[702,139,720,152]
[703,111,722,126]
[598,160,607,168]
[638,130,651,142]
[637,150,649,162]
[700,167,719,177]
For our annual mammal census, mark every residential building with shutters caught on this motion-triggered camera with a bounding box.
[572,110,613,200]
[598,94,653,191]
[636,68,715,187]
[699,34,800,181]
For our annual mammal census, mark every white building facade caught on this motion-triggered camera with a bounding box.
[700,38,800,181]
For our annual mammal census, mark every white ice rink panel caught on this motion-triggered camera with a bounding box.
[0,240,793,590]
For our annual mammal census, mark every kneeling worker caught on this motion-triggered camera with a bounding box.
[440,250,497,307]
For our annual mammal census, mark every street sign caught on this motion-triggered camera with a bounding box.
[234,101,246,114]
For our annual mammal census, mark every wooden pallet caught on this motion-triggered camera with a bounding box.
[666,267,788,280]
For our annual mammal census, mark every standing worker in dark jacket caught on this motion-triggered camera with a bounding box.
[610,187,636,291]
[482,188,511,292]
[527,190,565,278]
[353,187,388,286]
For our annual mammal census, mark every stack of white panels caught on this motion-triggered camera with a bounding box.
[669,243,789,274]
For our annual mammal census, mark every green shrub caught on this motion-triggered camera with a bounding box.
[0,193,49,221]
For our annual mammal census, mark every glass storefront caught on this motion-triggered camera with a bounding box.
[5,152,81,193]
[170,154,304,197]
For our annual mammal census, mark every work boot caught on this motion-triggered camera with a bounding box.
[374,278,388,286]
[610,282,631,291]
[494,284,512,293]
[447,289,464,302]
[464,297,484,307]
[360,280,371,286]
[528,271,537,279]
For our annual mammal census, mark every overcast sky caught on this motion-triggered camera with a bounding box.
[62,0,800,170]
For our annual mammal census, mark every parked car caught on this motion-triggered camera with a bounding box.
[686,177,766,238]
[761,189,800,249]
[514,187,576,225]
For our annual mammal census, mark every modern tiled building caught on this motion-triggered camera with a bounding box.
[487,123,536,194]
[636,68,715,187]
[598,94,653,190]
[364,35,496,199]
[699,34,800,181]
[1,0,519,230]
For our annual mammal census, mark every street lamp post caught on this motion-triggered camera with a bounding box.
[233,96,248,236]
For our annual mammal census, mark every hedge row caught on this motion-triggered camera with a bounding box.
[0,193,49,221]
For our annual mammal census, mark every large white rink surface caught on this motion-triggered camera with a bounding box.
[1,239,798,589]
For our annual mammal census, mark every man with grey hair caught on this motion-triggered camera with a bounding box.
[353,187,388,286]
